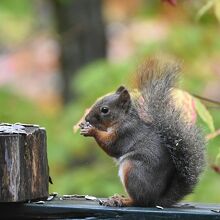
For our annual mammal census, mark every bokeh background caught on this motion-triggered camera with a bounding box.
[0,0,220,203]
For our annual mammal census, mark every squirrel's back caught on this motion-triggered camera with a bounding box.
[134,58,206,205]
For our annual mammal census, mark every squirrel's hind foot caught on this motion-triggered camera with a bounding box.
[100,195,133,207]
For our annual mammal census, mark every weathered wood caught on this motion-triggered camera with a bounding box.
[0,123,49,202]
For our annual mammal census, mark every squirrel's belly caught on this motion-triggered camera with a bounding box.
[118,160,132,188]
[118,164,124,185]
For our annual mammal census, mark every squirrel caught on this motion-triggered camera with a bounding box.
[79,58,206,207]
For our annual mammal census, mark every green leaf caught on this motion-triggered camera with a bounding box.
[194,97,215,132]
[214,0,220,22]
[196,0,214,21]
[216,148,220,164]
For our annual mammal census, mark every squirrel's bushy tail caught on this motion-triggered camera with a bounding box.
[135,58,206,194]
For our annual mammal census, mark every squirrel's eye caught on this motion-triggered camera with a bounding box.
[101,106,109,114]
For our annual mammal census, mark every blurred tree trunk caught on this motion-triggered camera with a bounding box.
[51,0,106,104]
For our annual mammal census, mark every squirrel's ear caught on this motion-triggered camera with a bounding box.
[118,89,131,108]
[116,86,126,94]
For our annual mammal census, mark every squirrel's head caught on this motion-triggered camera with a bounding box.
[85,86,131,131]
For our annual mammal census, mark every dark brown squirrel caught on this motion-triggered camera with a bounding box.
[79,58,206,207]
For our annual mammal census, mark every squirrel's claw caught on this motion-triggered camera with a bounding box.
[80,129,89,136]
[79,123,83,128]
[79,121,86,128]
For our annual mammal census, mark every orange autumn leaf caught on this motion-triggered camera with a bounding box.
[172,89,197,124]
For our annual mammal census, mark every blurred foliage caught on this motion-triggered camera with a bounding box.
[0,0,34,46]
[197,0,220,22]
[0,0,220,203]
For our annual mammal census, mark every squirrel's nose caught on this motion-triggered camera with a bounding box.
[85,115,96,126]
[85,115,90,123]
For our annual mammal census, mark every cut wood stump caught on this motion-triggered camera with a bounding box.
[0,123,49,202]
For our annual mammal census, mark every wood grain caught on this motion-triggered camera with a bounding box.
[0,123,49,202]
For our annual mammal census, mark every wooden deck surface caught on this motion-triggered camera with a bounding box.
[0,196,220,219]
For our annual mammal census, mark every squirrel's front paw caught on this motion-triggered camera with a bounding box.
[79,121,95,137]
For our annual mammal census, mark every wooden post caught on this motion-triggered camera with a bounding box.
[0,123,49,202]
